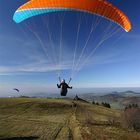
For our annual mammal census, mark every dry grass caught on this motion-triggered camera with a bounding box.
[0,98,140,140]
[0,98,73,140]
[74,101,140,140]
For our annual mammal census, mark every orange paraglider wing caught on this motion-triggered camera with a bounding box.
[13,0,131,32]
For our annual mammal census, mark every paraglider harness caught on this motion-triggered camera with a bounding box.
[58,77,72,96]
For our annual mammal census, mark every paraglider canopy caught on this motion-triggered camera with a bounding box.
[12,0,132,79]
[13,88,19,92]
[13,0,131,32]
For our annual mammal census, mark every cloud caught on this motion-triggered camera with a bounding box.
[0,33,87,74]
[0,25,135,75]
[0,60,73,75]
[0,45,127,75]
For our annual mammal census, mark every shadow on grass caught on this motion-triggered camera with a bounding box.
[0,136,39,140]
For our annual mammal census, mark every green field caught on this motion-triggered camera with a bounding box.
[0,98,139,140]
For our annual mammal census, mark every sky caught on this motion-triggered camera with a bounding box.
[0,0,140,96]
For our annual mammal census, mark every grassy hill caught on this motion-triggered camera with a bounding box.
[0,97,140,140]
[79,92,140,109]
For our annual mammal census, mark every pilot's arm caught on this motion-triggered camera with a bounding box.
[66,84,72,89]
[57,84,61,88]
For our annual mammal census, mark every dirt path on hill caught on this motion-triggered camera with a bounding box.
[54,102,86,140]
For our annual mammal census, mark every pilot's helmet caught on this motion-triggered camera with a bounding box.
[61,79,65,83]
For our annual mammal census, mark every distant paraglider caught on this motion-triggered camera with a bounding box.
[13,88,19,92]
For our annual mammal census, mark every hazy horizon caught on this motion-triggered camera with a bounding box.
[1,86,140,97]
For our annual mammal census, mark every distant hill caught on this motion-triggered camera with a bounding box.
[121,96,140,106]
[78,91,140,109]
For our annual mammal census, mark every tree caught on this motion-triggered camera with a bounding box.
[96,102,99,105]
[102,102,111,108]
[125,104,139,110]
[92,100,95,104]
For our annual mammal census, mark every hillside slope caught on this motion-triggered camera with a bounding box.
[0,98,139,140]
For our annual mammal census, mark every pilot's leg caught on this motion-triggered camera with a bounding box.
[61,91,67,96]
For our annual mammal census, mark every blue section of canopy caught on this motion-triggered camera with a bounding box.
[13,8,73,23]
